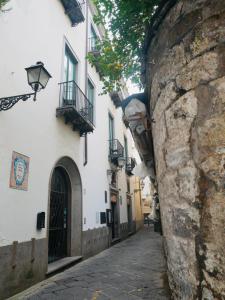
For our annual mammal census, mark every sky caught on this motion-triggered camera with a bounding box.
[126,79,143,95]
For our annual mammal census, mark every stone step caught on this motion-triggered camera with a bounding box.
[46,256,83,276]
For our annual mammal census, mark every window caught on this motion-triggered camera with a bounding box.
[109,113,114,155]
[63,45,77,104]
[90,25,98,51]
[87,79,95,123]
[109,113,114,141]
[124,136,128,159]
[87,80,94,106]
[64,45,77,82]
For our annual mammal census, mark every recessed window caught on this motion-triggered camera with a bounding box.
[89,25,98,52]
[87,79,94,106]
[64,46,77,82]
[108,113,114,141]
[124,136,128,159]
[87,79,95,122]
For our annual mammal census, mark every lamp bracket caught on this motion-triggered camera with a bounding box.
[0,92,36,111]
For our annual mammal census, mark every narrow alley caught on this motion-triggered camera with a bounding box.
[11,227,170,300]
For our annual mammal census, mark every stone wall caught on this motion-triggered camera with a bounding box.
[82,227,110,258]
[82,223,135,258]
[144,0,225,298]
[0,238,47,299]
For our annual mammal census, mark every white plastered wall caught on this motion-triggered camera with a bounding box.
[0,0,137,246]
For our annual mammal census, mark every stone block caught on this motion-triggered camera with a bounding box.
[158,171,179,206]
[200,154,225,189]
[176,51,219,91]
[82,227,110,259]
[152,115,167,179]
[190,12,225,58]
[172,208,199,239]
[165,237,199,300]
[209,76,225,113]
[197,113,225,148]
[155,43,187,86]
[152,81,178,121]
[165,91,197,144]
[177,161,198,201]
[168,8,202,50]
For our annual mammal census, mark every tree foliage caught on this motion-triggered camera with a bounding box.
[0,0,9,11]
[87,0,160,93]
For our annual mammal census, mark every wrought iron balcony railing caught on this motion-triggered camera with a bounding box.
[125,157,136,175]
[56,81,94,135]
[88,37,100,54]
[60,0,85,27]
[109,139,124,165]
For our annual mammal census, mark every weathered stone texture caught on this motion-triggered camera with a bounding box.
[145,0,225,298]
[0,238,47,299]
[82,227,109,258]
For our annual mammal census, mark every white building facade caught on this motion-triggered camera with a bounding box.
[0,0,139,298]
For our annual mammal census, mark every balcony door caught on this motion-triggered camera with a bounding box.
[109,113,114,154]
[124,135,128,163]
[90,25,98,51]
[63,46,77,105]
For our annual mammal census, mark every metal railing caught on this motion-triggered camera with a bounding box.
[88,37,100,53]
[109,139,124,158]
[59,81,93,125]
[126,157,136,172]
[60,0,85,26]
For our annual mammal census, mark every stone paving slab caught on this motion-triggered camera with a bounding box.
[10,226,170,300]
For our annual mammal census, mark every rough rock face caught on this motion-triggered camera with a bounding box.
[144,0,225,299]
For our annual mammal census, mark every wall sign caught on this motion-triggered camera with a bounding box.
[9,151,30,191]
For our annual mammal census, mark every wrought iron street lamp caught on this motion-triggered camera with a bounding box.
[118,156,126,169]
[140,180,145,190]
[0,62,52,111]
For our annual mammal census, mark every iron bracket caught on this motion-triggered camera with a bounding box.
[0,92,36,111]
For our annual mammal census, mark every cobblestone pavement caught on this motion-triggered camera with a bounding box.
[12,226,170,300]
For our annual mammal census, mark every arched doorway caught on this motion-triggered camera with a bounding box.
[48,167,71,263]
[48,157,82,264]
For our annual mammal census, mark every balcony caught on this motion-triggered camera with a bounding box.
[60,0,85,26]
[125,157,136,176]
[56,81,94,136]
[110,90,123,108]
[88,37,100,56]
[109,139,124,165]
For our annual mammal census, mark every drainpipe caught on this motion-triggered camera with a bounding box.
[83,0,89,166]
[85,0,88,94]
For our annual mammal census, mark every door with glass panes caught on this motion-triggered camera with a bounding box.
[63,46,77,106]
[109,114,114,154]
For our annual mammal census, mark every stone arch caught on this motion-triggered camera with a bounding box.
[48,156,82,259]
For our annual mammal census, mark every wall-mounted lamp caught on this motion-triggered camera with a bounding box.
[0,62,52,111]
[140,180,145,190]
[107,169,113,183]
[117,156,126,169]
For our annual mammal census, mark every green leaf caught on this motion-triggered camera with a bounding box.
[87,0,161,94]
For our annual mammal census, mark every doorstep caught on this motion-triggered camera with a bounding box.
[46,256,83,276]
[111,237,121,245]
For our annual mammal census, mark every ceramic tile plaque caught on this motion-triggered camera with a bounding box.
[9,151,30,191]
